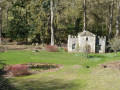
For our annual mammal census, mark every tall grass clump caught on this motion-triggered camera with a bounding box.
[45,45,58,52]
[5,64,29,76]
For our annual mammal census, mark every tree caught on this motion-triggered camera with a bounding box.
[27,0,49,44]
[109,0,114,38]
[83,0,86,31]
[83,43,91,58]
[109,36,120,56]
[50,0,60,45]
[116,0,120,36]
[3,0,120,45]
[0,0,2,44]
[50,0,54,45]
[6,0,31,42]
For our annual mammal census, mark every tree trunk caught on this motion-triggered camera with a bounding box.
[7,11,8,34]
[0,0,2,45]
[75,18,80,34]
[83,0,86,31]
[114,49,117,56]
[116,3,120,36]
[109,0,114,38]
[50,0,55,45]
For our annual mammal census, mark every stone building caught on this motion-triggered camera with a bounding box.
[68,31,106,53]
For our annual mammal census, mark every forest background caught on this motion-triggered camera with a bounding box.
[0,0,119,45]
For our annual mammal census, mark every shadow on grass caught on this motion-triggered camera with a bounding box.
[89,55,105,58]
[0,69,19,90]
[15,79,79,90]
[0,60,18,90]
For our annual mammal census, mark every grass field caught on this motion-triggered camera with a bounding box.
[0,50,120,90]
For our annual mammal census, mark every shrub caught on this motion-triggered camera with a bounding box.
[45,45,58,52]
[64,47,68,52]
[108,36,120,56]
[0,46,5,52]
[5,64,29,76]
[83,43,91,58]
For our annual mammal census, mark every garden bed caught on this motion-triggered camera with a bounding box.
[4,63,63,77]
[100,61,120,70]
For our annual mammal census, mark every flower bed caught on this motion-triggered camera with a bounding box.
[4,63,63,77]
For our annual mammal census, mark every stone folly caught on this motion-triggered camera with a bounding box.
[68,31,106,53]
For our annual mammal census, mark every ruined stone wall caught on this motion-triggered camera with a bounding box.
[67,34,106,53]
[78,35,96,53]
[68,35,78,52]
[98,36,106,53]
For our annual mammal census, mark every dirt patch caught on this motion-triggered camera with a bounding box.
[73,65,82,69]
[2,45,43,51]
[100,61,120,70]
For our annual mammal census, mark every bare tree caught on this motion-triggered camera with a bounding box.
[109,36,120,56]
[83,43,91,58]
[83,0,86,31]
[116,1,120,36]
[109,0,114,38]
[50,0,54,45]
[50,0,60,45]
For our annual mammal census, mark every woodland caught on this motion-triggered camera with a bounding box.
[1,1,120,90]
[0,0,120,45]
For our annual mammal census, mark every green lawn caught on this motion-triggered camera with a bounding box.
[0,50,120,90]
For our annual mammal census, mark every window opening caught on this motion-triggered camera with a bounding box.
[99,45,101,50]
[86,37,88,41]
[72,44,76,50]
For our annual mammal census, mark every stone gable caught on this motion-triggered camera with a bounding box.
[78,31,96,37]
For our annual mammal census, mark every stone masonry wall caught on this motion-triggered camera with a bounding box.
[78,36,96,53]
[98,36,106,53]
[68,35,78,52]
[67,34,106,53]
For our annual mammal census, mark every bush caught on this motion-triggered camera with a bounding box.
[0,62,16,90]
[109,36,120,56]
[83,43,91,58]
[5,64,29,76]
[0,46,5,52]
[45,45,58,52]
[64,47,68,52]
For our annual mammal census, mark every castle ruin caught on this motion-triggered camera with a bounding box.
[67,31,106,53]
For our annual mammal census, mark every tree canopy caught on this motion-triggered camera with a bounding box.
[1,0,120,45]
